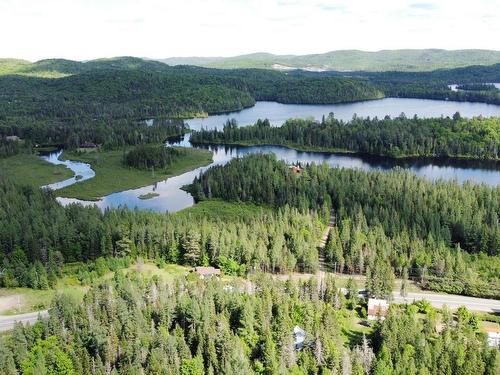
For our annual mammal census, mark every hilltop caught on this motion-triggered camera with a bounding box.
[158,49,500,72]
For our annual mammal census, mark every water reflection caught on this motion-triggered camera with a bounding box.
[55,138,500,212]
[42,98,500,212]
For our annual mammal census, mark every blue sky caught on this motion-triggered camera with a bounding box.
[0,0,498,61]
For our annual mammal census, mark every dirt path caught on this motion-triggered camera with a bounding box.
[318,210,335,272]
[0,295,25,314]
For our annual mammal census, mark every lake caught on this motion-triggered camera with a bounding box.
[185,98,500,130]
[45,98,500,212]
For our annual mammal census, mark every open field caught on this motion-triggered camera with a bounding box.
[57,147,213,200]
[0,153,73,186]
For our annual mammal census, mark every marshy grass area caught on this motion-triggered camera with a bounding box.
[57,146,213,200]
[0,153,73,186]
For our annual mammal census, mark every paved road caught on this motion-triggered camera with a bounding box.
[0,310,49,332]
[0,290,498,332]
[393,292,500,313]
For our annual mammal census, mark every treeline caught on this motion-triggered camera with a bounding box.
[0,275,496,374]
[0,137,31,158]
[456,83,498,91]
[191,115,500,160]
[188,154,500,296]
[0,119,187,157]
[324,212,500,299]
[381,83,500,105]
[0,178,324,288]
[295,63,500,105]
[124,145,189,171]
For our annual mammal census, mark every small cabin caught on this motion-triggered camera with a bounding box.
[192,266,221,279]
[289,165,302,174]
[367,298,389,320]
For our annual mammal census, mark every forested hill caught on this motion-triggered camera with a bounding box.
[0,57,383,121]
[159,49,500,71]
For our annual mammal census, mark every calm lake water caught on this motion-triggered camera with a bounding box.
[186,98,500,130]
[45,98,500,212]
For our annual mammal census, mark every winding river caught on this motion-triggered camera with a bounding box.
[42,98,500,212]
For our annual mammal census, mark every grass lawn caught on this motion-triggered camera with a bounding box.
[177,199,273,221]
[0,279,86,315]
[0,154,73,186]
[57,146,213,200]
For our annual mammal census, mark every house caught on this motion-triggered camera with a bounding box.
[293,326,307,350]
[487,331,500,348]
[367,298,389,320]
[192,266,221,279]
[289,165,302,174]
[5,135,20,142]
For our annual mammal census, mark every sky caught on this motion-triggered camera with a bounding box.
[0,0,498,61]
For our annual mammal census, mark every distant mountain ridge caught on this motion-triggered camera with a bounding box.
[157,49,500,72]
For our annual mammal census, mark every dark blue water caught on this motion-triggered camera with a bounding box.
[44,99,500,212]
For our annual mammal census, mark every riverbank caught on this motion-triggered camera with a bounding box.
[56,146,213,201]
[0,153,73,186]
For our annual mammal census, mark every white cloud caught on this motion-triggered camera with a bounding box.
[0,0,498,61]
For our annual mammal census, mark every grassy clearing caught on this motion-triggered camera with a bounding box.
[177,199,273,221]
[57,146,213,200]
[0,279,86,315]
[0,154,73,186]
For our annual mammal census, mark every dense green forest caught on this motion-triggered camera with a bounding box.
[456,83,498,91]
[0,274,496,374]
[0,178,324,288]
[295,63,500,105]
[0,57,383,124]
[188,154,500,297]
[191,115,500,160]
[0,119,187,157]
[125,145,199,171]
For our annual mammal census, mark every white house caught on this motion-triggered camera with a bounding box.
[367,298,389,320]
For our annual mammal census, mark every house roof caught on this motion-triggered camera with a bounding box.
[193,266,221,276]
[367,298,389,316]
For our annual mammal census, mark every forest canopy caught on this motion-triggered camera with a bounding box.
[191,115,500,160]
